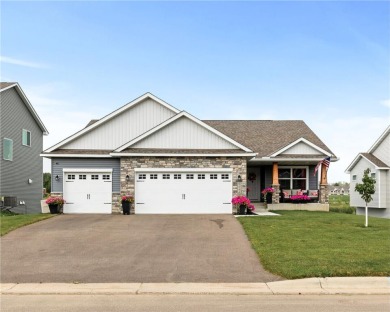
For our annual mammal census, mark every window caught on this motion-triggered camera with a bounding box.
[163,174,170,179]
[79,175,86,180]
[91,175,99,180]
[139,174,146,179]
[186,174,194,179]
[174,174,181,179]
[352,175,357,181]
[3,138,13,161]
[150,174,158,179]
[221,174,229,180]
[278,167,307,189]
[371,173,376,179]
[198,174,205,179]
[102,174,110,180]
[67,174,75,180]
[210,174,218,179]
[22,129,31,147]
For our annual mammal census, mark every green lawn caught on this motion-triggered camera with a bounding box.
[238,211,390,279]
[329,195,355,214]
[0,212,54,236]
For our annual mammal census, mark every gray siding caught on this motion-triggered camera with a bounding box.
[356,207,390,219]
[51,158,120,193]
[0,88,44,213]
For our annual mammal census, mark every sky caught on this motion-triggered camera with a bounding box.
[1,0,389,182]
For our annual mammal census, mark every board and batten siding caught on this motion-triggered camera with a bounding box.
[62,98,176,150]
[51,158,120,193]
[0,88,44,213]
[280,142,323,155]
[133,116,239,149]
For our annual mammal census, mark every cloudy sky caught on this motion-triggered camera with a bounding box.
[1,1,389,182]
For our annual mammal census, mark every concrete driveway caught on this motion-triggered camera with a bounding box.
[0,215,282,283]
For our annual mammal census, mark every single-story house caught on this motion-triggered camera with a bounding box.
[346,125,390,218]
[41,93,337,214]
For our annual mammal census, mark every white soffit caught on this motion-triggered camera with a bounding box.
[115,111,253,152]
[270,138,332,157]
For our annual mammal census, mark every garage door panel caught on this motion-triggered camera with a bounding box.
[135,171,232,214]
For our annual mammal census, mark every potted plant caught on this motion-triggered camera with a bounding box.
[45,196,65,214]
[121,195,134,215]
[290,194,311,204]
[247,203,255,215]
[231,195,251,215]
[261,187,275,204]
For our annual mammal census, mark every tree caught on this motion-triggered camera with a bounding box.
[355,168,376,227]
[43,172,51,194]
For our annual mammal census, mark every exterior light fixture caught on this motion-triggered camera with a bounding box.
[237,175,242,183]
[126,175,130,182]
[55,175,60,181]
[28,179,33,184]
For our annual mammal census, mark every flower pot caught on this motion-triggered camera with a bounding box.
[266,193,273,204]
[239,204,247,215]
[122,201,131,215]
[48,204,59,214]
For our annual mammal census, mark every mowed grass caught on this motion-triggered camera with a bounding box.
[329,195,355,214]
[0,212,54,236]
[238,211,390,279]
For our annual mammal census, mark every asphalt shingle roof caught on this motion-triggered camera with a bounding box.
[203,120,334,158]
[361,153,389,168]
[0,82,17,90]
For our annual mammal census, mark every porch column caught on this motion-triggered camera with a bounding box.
[319,163,328,204]
[272,162,280,204]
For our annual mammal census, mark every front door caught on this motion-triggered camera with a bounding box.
[247,167,261,202]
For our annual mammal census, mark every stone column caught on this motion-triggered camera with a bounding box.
[271,163,280,204]
[319,163,328,203]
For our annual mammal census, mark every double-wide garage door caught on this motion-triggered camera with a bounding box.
[63,169,112,214]
[135,169,233,214]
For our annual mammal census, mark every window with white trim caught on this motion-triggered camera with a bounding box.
[352,175,357,181]
[102,174,110,180]
[91,175,99,180]
[139,174,146,179]
[186,174,194,179]
[22,129,31,147]
[210,174,218,179]
[221,174,229,180]
[198,174,205,179]
[150,174,158,179]
[371,173,376,179]
[278,167,307,190]
[174,174,181,179]
[163,174,170,179]
[79,175,86,180]
[3,138,13,161]
[67,174,75,180]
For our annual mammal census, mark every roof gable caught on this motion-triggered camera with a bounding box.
[271,138,332,157]
[0,82,48,135]
[115,112,253,152]
[368,125,390,153]
[345,153,389,173]
[44,93,179,152]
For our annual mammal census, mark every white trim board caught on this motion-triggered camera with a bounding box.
[135,168,233,173]
[367,125,390,153]
[40,154,112,158]
[270,138,332,157]
[345,153,390,173]
[43,92,180,153]
[114,111,253,152]
[63,168,113,173]
[110,152,257,157]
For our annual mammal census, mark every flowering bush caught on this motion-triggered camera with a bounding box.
[45,196,66,205]
[121,195,134,203]
[231,195,251,207]
[261,187,275,195]
[247,204,255,212]
[290,195,311,202]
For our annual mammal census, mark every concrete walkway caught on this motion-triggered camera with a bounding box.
[1,277,389,295]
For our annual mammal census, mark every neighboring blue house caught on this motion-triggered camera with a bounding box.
[0,82,49,213]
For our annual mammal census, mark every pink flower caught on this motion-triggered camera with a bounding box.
[261,187,275,195]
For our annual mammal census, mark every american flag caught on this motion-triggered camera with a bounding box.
[314,157,331,176]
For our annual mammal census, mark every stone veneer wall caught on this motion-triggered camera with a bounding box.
[120,156,247,213]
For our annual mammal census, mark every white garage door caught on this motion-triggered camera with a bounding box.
[63,169,112,214]
[135,169,232,214]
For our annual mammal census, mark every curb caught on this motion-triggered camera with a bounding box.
[1,277,389,295]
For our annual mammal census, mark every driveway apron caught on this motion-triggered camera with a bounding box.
[0,215,282,283]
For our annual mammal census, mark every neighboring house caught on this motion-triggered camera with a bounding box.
[346,125,390,219]
[0,82,49,213]
[41,93,337,214]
